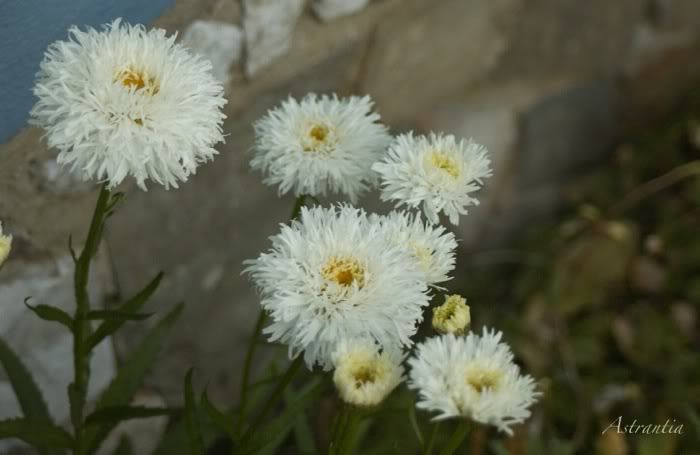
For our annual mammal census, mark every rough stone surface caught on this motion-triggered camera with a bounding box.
[361,0,516,123]
[312,0,371,22]
[242,0,305,77]
[181,20,243,84]
[0,253,116,452]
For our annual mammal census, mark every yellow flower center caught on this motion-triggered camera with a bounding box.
[429,151,460,178]
[116,67,159,95]
[352,364,379,387]
[303,123,336,153]
[465,366,503,393]
[321,256,365,288]
[432,294,470,335]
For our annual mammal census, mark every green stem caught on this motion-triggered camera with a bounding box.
[239,355,305,444]
[423,421,440,455]
[440,423,470,455]
[337,406,362,455]
[236,309,267,434]
[328,404,349,455]
[71,184,111,455]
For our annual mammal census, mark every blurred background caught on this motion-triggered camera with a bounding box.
[0,0,699,453]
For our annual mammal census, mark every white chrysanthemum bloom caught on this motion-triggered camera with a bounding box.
[30,19,227,190]
[245,205,430,369]
[408,329,539,435]
[432,294,470,335]
[0,222,12,267]
[373,211,457,287]
[332,338,404,407]
[372,132,492,225]
[251,94,391,203]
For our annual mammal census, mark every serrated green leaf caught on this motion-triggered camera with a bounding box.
[184,369,205,455]
[0,338,56,455]
[0,418,73,449]
[87,272,164,351]
[85,310,153,321]
[201,390,236,443]
[84,406,176,426]
[24,299,73,331]
[84,303,184,454]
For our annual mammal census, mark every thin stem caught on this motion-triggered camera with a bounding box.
[338,406,362,455]
[423,421,440,455]
[236,309,267,434]
[239,355,305,445]
[440,423,470,455]
[72,183,111,455]
[328,404,350,455]
[609,160,700,215]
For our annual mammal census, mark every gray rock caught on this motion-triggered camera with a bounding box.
[242,0,306,78]
[181,20,244,85]
[311,0,371,22]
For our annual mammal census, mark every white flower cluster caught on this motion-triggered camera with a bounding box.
[248,93,539,427]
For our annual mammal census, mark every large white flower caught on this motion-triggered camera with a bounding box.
[372,132,492,225]
[408,329,539,435]
[332,338,404,407]
[0,222,12,267]
[30,19,227,190]
[245,205,430,369]
[251,94,391,202]
[373,211,457,287]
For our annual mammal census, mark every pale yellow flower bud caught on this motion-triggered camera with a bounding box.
[0,222,12,267]
[432,294,470,335]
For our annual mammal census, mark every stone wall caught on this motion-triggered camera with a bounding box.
[1,0,700,444]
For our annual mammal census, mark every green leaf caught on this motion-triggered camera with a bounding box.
[284,387,316,455]
[85,310,153,321]
[184,369,205,455]
[24,299,73,331]
[112,436,133,455]
[84,406,176,426]
[0,338,53,424]
[87,272,164,351]
[0,418,73,449]
[201,389,236,443]
[240,377,323,455]
[84,302,183,454]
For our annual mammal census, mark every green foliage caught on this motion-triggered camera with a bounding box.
[24,299,73,331]
[184,369,205,455]
[0,418,74,449]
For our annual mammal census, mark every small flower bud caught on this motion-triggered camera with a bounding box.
[432,294,470,335]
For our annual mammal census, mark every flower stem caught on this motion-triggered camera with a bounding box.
[440,422,470,455]
[423,421,441,455]
[337,406,363,455]
[71,183,111,455]
[290,194,307,221]
[239,355,305,445]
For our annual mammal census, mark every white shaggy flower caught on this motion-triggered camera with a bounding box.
[373,211,457,287]
[0,222,12,267]
[245,205,430,369]
[332,338,404,407]
[251,94,391,202]
[30,19,227,190]
[372,132,492,225]
[408,329,539,435]
[432,294,470,335]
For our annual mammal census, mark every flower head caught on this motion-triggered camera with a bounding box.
[372,132,492,225]
[245,205,430,369]
[332,338,404,407]
[432,294,470,335]
[251,94,391,202]
[31,19,227,190]
[408,329,539,435]
[0,222,12,267]
[373,211,457,287]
